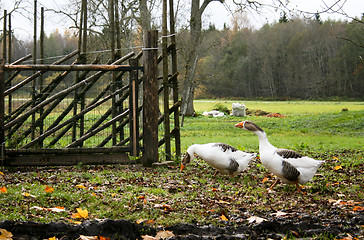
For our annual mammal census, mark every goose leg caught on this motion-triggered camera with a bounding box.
[267,178,280,191]
[295,182,304,193]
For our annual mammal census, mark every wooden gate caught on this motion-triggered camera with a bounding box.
[0,31,180,167]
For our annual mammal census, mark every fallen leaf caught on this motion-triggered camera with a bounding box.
[0,172,4,176]
[76,184,87,189]
[136,218,147,224]
[77,208,88,218]
[48,207,65,213]
[332,156,338,160]
[247,216,267,224]
[67,219,82,225]
[79,235,97,240]
[144,220,156,226]
[271,211,288,217]
[154,204,173,211]
[72,208,88,219]
[137,195,145,199]
[221,214,228,221]
[218,200,230,204]
[45,186,54,193]
[31,206,65,213]
[353,206,364,211]
[98,236,110,240]
[22,192,36,198]
[334,165,342,171]
[0,187,7,193]
[141,235,158,240]
[155,230,175,239]
[47,237,57,240]
[0,228,13,239]
[261,177,269,183]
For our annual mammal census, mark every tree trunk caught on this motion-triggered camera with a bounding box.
[180,0,220,116]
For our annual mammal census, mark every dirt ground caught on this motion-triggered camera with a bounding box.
[1,211,363,240]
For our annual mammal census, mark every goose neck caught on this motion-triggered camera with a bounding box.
[255,131,274,149]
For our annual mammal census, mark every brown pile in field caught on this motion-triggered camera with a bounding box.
[263,113,286,118]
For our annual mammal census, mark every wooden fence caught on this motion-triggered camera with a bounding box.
[0,30,181,167]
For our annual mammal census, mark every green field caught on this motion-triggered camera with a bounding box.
[193,100,364,114]
[180,100,364,153]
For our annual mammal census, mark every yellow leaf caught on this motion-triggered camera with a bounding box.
[218,200,230,204]
[136,218,146,224]
[77,208,88,219]
[22,192,36,198]
[0,187,7,193]
[48,237,57,240]
[332,156,338,160]
[45,186,54,193]
[0,172,4,176]
[221,214,228,221]
[76,184,87,189]
[334,165,342,171]
[67,218,82,225]
[0,228,13,239]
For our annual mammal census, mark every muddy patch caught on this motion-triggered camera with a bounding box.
[1,213,363,239]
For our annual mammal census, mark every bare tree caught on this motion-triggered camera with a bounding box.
[180,0,290,116]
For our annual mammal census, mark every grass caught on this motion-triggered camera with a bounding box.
[1,101,364,238]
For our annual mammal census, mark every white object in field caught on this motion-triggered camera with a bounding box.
[232,103,246,117]
[202,110,224,117]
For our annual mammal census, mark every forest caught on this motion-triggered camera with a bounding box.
[194,17,364,100]
[2,14,364,100]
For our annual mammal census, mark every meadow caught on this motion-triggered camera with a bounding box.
[0,100,363,239]
[181,100,364,152]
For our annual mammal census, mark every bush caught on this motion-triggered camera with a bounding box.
[212,103,230,115]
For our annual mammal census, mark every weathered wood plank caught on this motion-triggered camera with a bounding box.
[142,30,159,166]
[0,59,5,162]
[4,64,142,72]
[5,153,133,166]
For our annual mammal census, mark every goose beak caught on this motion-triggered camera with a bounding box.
[180,163,185,172]
[235,122,244,128]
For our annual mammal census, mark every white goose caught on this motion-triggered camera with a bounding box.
[180,143,257,177]
[235,121,324,192]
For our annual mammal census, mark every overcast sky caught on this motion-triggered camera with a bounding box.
[3,0,364,41]
[204,0,364,29]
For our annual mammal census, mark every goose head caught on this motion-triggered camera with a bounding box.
[180,148,196,172]
[235,121,264,133]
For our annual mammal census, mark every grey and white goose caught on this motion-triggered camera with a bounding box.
[235,121,324,192]
[180,143,257,177]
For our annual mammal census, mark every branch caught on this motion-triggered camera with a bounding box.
[340,36,364,49]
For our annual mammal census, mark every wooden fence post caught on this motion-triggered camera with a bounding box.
[142,30,159,166]
[0,59,5,163]
[129,58,139,156]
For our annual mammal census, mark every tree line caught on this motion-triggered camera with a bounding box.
[1,13,363,100]
[193,17,363,100]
